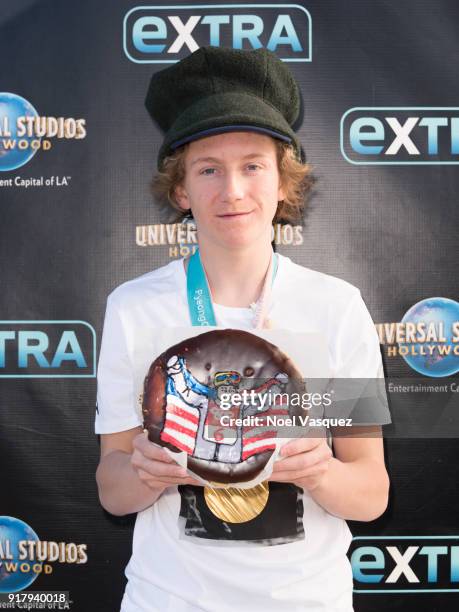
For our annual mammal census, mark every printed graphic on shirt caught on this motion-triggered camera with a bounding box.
[178,482,305,545]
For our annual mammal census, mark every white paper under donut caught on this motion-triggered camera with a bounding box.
[159,436,294,489]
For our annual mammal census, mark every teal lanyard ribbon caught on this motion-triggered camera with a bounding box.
[186,248,278,327]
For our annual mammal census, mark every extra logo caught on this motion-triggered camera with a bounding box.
[0,516,87,594]
[341,108,459,164]
[0,321,96,378]
[350,536,459,593]
[0,93,86,172]
[376,297,459,377]
[123,3,312,63]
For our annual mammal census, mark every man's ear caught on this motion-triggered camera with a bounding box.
[174,184,191,211]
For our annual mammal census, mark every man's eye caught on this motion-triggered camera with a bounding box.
[247,164,261,171]
[200,167,216,175]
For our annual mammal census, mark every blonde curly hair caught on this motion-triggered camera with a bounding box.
[151,138,315,224]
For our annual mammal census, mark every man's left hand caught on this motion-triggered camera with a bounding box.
[269,437,333,491]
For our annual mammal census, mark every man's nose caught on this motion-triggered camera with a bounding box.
[221,171,245,202]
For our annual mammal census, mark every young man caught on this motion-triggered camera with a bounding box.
[96,47,389,611]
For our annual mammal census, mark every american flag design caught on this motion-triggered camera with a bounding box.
[241,392,289,461]
[160,391,200,455]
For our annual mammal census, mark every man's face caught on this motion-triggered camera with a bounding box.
[174,131,285,250]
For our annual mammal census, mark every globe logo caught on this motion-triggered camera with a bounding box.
[399,297,459,377]
[0,516,41,592]
[0,93,39,172]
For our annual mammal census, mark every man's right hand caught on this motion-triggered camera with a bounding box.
[96,426,201,516]
[131,431,201,490]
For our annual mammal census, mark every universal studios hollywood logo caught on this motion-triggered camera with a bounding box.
[0,93,86,172]
[123,4,312,63]
[0,516,87,595]
[376,298,459,378]
[136,220,303,257]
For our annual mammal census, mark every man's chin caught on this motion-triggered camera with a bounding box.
[200,227,271,251]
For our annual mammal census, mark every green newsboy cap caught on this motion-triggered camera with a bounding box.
[145,46,302,169]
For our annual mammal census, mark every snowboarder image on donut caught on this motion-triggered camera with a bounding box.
[162,354,289,463]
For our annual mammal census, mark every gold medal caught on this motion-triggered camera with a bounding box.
[204,480,269,523]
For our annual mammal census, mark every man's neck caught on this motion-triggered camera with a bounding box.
[187,240,274,308]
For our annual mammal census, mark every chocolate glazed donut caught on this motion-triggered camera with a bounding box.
[142,329,306,484]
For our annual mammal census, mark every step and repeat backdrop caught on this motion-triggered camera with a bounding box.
[1,1,459,610]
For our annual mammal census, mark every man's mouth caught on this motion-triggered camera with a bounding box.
[216,211,253,218]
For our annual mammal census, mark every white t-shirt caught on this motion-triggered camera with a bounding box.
[95,254,386,612]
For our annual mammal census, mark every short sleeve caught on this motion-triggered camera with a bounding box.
[332,291,384,379]
[95,294,143,434]
[327,291,391,426]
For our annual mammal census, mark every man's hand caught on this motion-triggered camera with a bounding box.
[131,431,202,491]
[269,437,332,491]
[269,429,390,521]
